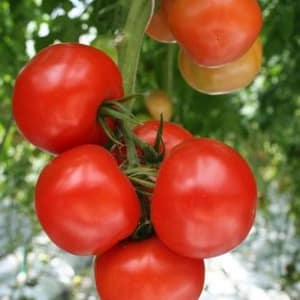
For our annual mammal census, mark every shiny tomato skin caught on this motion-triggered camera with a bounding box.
[146,1,176,43]
[35,145,140,255]
[94,237,205,300]
[13,43,123,154]
[134,120,193,156]
[152,138,257,259]
[166,0,263,67]
[179,38,263,95]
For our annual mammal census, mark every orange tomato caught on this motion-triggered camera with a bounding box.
[166,0,263,67]
[146,2,175,43]
[178,38,262,95]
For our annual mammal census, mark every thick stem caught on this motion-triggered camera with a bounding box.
[117,0,154,95]
[165,44,176,95]
[114,0,154,167]
[98,1,158,239]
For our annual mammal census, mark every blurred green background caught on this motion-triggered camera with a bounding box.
[0,0,299,299]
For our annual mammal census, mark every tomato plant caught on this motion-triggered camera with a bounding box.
[35,145,140,255]
[178,38,263,95]
[166,0,263,67]
[145,90,173,121]
[152,138,257,258]
[146,1,175,43]
[13,43,123,154]
[9,0,263,297]
[94,237,205,300]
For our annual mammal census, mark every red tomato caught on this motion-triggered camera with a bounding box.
[146,1,175,43]
[152,138,257,258]
[94,237,205,300]
[166,0,263,67]
[178,38,263,95]
[13,43,123,154]
[111,121,193,164]
[35,145,140,255]
[134,120,193,155]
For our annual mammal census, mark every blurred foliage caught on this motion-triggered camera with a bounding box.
[0,0,299,295]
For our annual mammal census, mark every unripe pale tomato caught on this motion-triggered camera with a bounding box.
[166,0,263,67]
[145,90,173,121]
[35,145,140,255]
[146,1,176,43]
[152,138,257,259]
[13,43,123,154]
[178,38,263,95]
[94,237,205,300]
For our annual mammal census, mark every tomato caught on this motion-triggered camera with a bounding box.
[152,138,257,259]
[146,1,175,43]
[94,237,205,300]
[145,90,173,121]
[179,38,262,95]
[35,145,140,255]
[111,121,192,164]
[166,0,263,67]
[13,43,123,154]
[134,120,193,156]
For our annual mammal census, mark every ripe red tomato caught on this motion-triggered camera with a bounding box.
[146,1,175,43]
[166,0,263,67]
[145,90,174,121]
[13,43,123,154]
[152,138,257,258]
[111,121,193,164]
[35,145,140,255]
[134,120,193,155]
[179,38,263,95]
[94,237,205,300]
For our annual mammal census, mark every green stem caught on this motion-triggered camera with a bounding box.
[165,44,176,95]
[117,0,154,96]
[114,0,154,167]
[122,121,139,168]
[0,118,13,154]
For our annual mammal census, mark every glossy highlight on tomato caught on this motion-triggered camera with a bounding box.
[13,43,123,154]
[35,145,140,255]
[166,0,263,67]
[179,38,263,95]
[152,138,257,259]
[94,237,205,300]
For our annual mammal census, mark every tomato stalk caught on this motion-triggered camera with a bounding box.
[99,0,157,239]
[113,0,155,167]
[116,0,154,95]
[164,44,176,95]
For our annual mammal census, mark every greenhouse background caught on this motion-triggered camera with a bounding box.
[0,0,299,299]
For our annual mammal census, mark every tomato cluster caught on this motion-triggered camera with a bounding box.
[147,0,263,94]
[12,42,257,299]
